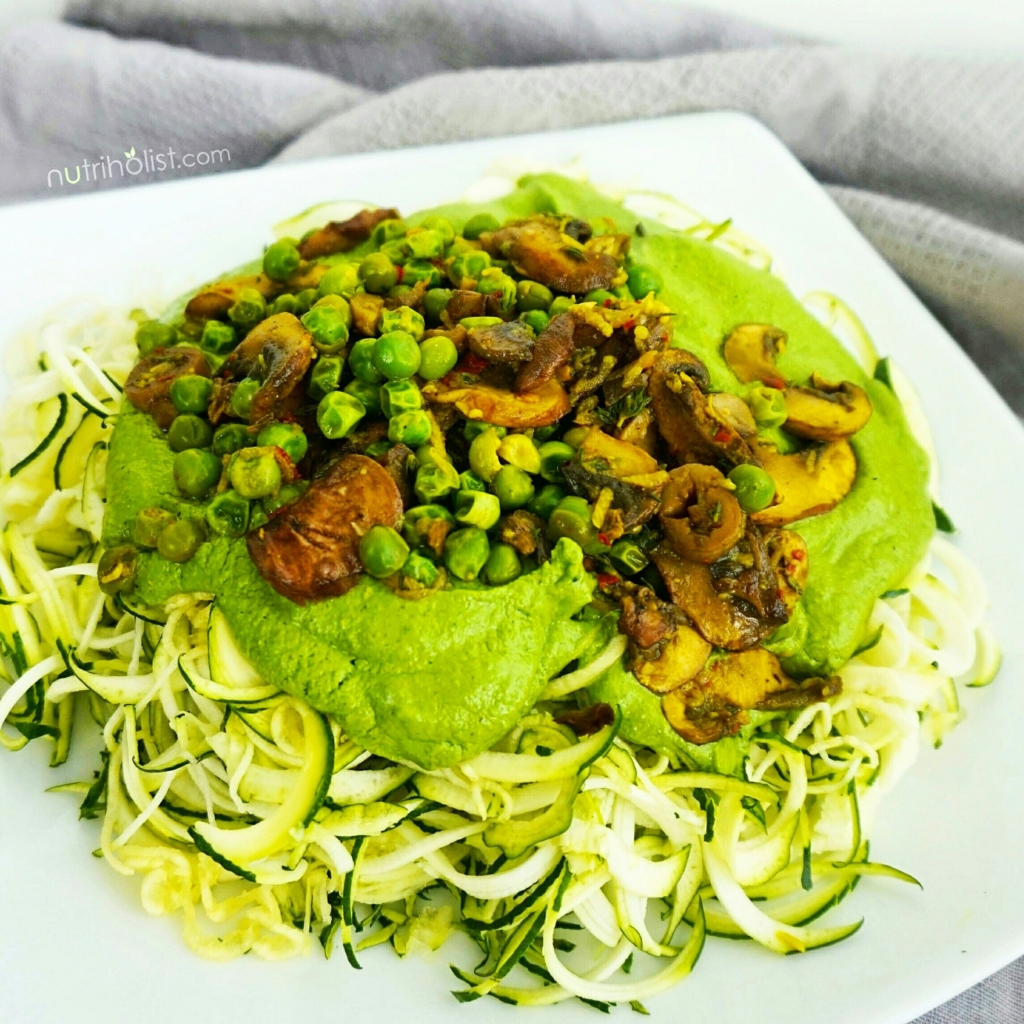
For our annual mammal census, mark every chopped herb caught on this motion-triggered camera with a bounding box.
[801,844,813,891]
[873,356,893,389]
[933,502,955,533]
[881,588,909,599]
[630,1001,651,1015]
[853,625,884,656]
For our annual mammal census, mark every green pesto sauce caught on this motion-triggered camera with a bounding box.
[104,174,933,771]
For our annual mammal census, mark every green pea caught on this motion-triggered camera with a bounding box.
[295,288,318,314]
[157,519,206,563]
[262,482,307,517]
[388,410,432,447]
[609,539,649,575]
[419,215,455,246]
[349,337,385,384]
[230,378,261,420]
[546,506,597,550]
[133,507,176,549]
[169,374,214,415]
[318,391,365,440]
[462,213,499,240]
[97,544,138,595]
[414,463,459,504]
[359,525,409,578]
[228,287,267,327]
[257,421,308,464]
[386,285,415,306]
[464,421,507,442]
[728,464,777,513]
[483,543,522,586]
[533,424,559,442]
[317,263,361,299]
[173,449,222,499]
[459,316,503,331]
[453,489,501,530]
[626,263,664,300]
[476,268,516,314]
[405,228,445,260]
[536,440,575,483]
[344,379,382,416]
[314,293,353,324]
[423,288,453,325]
[309,355,345,399]
[135,320,176,356]
[381,379,422,417]
[200,320,237,356]
[449,250,492,288]
[402,504,455,551]
[301,304,350,355]
[556,495,591,518]
[402,260,443,289]
[380,305,425,342]
[228,446,282,499]
[493,465,535,511]
[263,240,301,282]
[444,527,490,582]
[359,252,399,294]
[747,386,788,428]
[249,506,269,531]
[206,491,251,538]
[373,330,421,380]
[379,238,410,266]
[526,483,565,520]
[168,414,213,452]
[403,551,440,588]
[212,423,252,457]
[269,293,299,316]
[418,335,458,381]
[548,296,574,317]
[516,280,554,312]
[363,440,393,459]
[469,428,503,482]
[458,470,486,492]
[562,426,589,448]
[445,237,479,259]
[519,309,549,335]
[370,218,408,246]
[585,289,617,306]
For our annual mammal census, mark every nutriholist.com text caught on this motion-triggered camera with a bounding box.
[47,145,231,188]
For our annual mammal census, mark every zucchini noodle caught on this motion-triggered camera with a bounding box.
[0,306,998,1012]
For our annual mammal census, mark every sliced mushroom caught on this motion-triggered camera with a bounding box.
[297,207,400,260]
[651,541,782,651]
[422,375,571,428]
[246,454,403,604]
[125,347,211,430]
[649,349,758,471]
[498,509,549,560]
[443,289,487,325]
[709,525,789,625]
[659,464,746,564]
[764,528,809,615]
[579,426,659,478]
[467,320,535,366]
[708,391,757,439]
[751,440,857,527]
[212,313,314,427]
[661,647,841,744]
[615,405,659,455]
[376,442,414,509]
[350,291,384,336]
[562,461,660,532]
[722,324,787,389]
[480,217,621,294]
[516,312,576,393]
[783,374,872,441]
[184,273,277,321]
[635,626,712,695]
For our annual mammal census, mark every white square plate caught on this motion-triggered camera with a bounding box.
[1,113,1021,1024]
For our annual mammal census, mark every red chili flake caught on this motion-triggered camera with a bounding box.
[765,373,786,390]
[395,264,405,283]
[458,352,489,374]
[622,319,637,331]
[713,428,732,443]
[602,298,614,308]
[790,549,805,561]
[598,532,613,546]
[597,573,621,589]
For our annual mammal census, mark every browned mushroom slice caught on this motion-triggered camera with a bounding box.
[480,218,620,294]
[751,441,857,527]
[579,426,659,478]
[659,464,746,564]
[375,442,414,509]
[297,207,400,260]
[247,454,402,604]
[722,324,788,388]
[443,289,487,325]
[350,292,384,336]
[661,647,841,744]
[649,349,758,470]
[184,274,277,321]
[467,320,535,365]
[765,529,809,615]
[707,392,757,439]
[214,313,314,427]
[561,462,660,532]
[782,374,873,441]
[615,405,659,455]
[515,312,575,393]
[498,509,549,560]
[635,626,712,695]
[651,542,781,651]
[125,347,211,430]
[422,376,570,428]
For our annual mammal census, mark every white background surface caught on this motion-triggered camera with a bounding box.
[2,0,1024,57]
[0,112,1022,1024]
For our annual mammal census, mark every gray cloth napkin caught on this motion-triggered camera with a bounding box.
[1,4,1023,1018]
